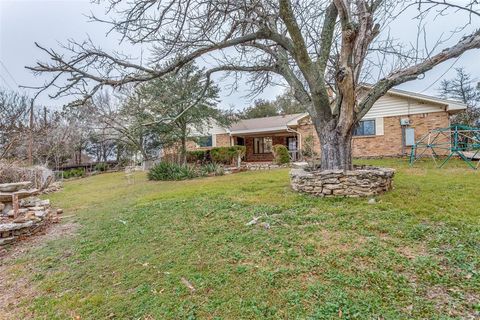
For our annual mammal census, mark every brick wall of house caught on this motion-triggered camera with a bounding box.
[297,118,321,157]
[215,133,231,147]
[244,135,288,162]
[352,112,450,157]
[297,112,450,157]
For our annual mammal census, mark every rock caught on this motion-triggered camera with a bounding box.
[37,199,51,207]
[0,202,4,212]
[0,237,15,246]
[0,189,40,202]
[20,197,41,207]
[323,183,343,190]
[25,211,37,220]
[33,211,47,218]
[28,206,45,211]
[368,198,377,204]
[291,162,309,169]
[259,222,270,230]
[2,203,12,215]
[13,216,28,223]
[0,181,32,192]
[56,208,63,215]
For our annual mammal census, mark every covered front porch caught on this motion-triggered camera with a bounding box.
[230,131,300,162]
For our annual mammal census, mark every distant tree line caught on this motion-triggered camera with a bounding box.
[239,89,307,119]
[0,63,228,167]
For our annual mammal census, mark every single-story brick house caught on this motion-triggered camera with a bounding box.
[185,88,466,162]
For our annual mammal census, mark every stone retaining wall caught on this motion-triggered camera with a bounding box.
[243,162,290,170]
[290,166,395,197]
[0,220,50,246]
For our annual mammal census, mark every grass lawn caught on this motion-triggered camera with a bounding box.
[2,159,479,319]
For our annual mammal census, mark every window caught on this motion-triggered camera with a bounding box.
[253,137,273,154]
[353,120,376,136]
[197,136,213,147]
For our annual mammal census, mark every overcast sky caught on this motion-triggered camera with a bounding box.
[1,0,479,110]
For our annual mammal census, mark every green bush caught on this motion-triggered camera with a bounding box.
[301,135,318,159]
[63,168,85,179]
[273,144,290,164]
[148,161,226,181]
[200,162,224,176]
[94,163,108,172]
[210,146,246,165]
[186,150,207,163]
[148,162,198,181]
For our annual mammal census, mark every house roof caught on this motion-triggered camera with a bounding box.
[361,85,467,112]
[228,113,308,134]
[226,88,466,135]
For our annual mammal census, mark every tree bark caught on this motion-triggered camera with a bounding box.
[314,118,353,171]
[180,136,187,165]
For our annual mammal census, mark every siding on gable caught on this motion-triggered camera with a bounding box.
[188,121,228,137]
[363,94,446,119]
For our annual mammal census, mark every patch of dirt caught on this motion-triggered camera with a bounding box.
[426,285,480,319]
[395,242,429,260]
[0,221,79,319]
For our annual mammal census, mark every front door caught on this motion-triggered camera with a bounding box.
[286,137,298,161]
[287,137,297,151]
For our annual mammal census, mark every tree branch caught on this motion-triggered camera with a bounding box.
[357,29,480,120]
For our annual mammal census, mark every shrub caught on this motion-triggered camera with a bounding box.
[0,162,54,190]
[63,168,85,179]
[273,144,290,164]
[210,146,246,165]
[94,163,108,172]
[200,162,224,176]
[187,150,207,163]
[301,135,318,159]
[148,162,198,181]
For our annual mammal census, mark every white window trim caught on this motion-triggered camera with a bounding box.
[375,117,384,136]
[212,134,217,147]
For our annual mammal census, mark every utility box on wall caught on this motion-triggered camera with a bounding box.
[405,128,415,146]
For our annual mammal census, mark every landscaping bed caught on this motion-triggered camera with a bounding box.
[290,165,395,197]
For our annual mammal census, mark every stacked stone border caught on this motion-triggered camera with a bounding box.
[0,219,51,246]
[290,165,395,197]
[243,163,290,170]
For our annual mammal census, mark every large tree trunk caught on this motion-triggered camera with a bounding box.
[315,119,354,171]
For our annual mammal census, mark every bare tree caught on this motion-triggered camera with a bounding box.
[27,0,480,170]
[439,67,480,126]
[0,90,29,160]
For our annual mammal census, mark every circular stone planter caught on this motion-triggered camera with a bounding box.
[290,165,395,197]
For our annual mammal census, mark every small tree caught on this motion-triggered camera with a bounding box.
[273,144,290,164]
[439,68,480,127]
[137,62,221,164]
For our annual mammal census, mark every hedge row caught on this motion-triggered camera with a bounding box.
[186,146,246,165]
